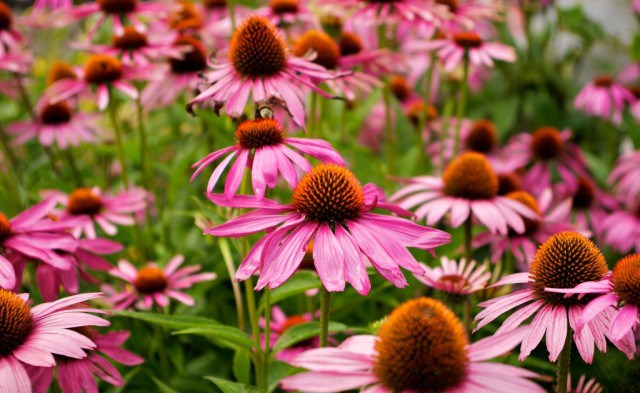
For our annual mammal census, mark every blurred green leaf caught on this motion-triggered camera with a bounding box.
[151,377,181,393]
[272,321,349,353]
[257,271,321,312]
[233,349,252,386]
[174,326,256,349]
[267,361,301,393]
[114,311,220,330]
[204,377,262,393]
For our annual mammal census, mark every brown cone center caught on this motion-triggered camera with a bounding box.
[133,266,169,294]
[443,152,498,200]
[84,54,123,85]
[530,126,564,161]
[0,289,33,357]
[293,30,340,70]
[229,16,288,78]
[67,188,103,216]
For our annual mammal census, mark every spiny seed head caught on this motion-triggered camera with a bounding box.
[453,32,483,49]
[97,0,137,14]
[612,254,640,306]
[270,0,299,14]
[292,164,364,223]
[0,289,33,357]
[169,35,207,74]
[405,101,438,127]
[465,119,497,153]
[168,1,203,31]
[373,298,468,392]
[83,54,123,85]
[229,16,288,78]
[67,188,103,216]
[234,118,284,149]
[572,177,595,210]
[531,126,564,161]
[338,31,363,56]
[47,61,77,87]
[40,101,73,125]
[506,191,541,236]
[390,75,411,102]
[497,172,522,195]
[530,231,608,306]
[443,152,498,200]
[133,266,169,294]
[0,1,12,31]
[112,27,148,50]
[593,75,613,87]
[0,212,11,241]
[293,30,340,70]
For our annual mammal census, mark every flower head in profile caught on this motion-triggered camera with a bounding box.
[391,152,538,235]
[0,291,109,393]
[206,164,450,294]
[281,298,544,393]
[104,255,216,309]
[574,75,634,125]
[188,15,340,128]
[27,328,144,393]
[415,257,490,296]
[475,231,636,363]
[608,150,640,204]
[191,118,344,199]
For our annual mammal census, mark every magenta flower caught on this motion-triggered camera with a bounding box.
[437,0,499,31]
[188,15,340,128]
[281,298,544,393]
[321,0,446,25]
[602,203,640,255]
[0,198,79,290]
[475,232,636,363]
[205,164,450,294]
[574,75,634,125]
[46,186,148,239]
[415,257,490,296]
[68,0,165,38]
[547,254,640,345]
[411,31,516,72]
[257,0,317,30]
[473,189,575,266]
[260,306,318,363]
[27,329,143,393]
[191,118,344,198]
[0,1,24,53]
[0,291,109,393]
[608,150,640,204]
[104,255,217,309]
[7,100,101,149]
[391,152,537,235]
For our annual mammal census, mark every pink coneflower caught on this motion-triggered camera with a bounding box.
[281,298,545,393]
[46,54,157,111]
[633,0,640,12]
[0,290,109,393]
[69,0,165,37]
[0,199,78,290]
[473,189,574,266]
[602,203,640,255]
[475,231,636,363]
[258,0,317,30]
[391,152,537,235]
[27,328,143,393]
[503,126,590,195]
[321,0,446,25]
[0,1,24,52]
[7,100,100,149]
[206,164,450,294]
[46,186,148,239]
[191,118,344,198]
[547,254,640,346]
[568,374,603,393]
[415,257,490,296]
[104,255,216,309]
[608,150,640,204]
[188,15,340,128]
[574,75,634,125]
[261,306,318,363]
[411,31,516,72]
[141,35,208,109]
[435,0,499,31]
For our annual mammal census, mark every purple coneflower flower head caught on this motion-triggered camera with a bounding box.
[27,328,143,393]
[188,15,341,128]
[281,297,545,393]
[473,189,575,266]
[191,118,345,199]
[104,255,216,309]
[574,75,634,125]
[0,199,79,290]
[568,374,603,393]
[321,0,446,26]
[392,152,538,235]
[205,164,450,294]
[46,186,148,239]
[260,306,318,363]
[0,291,109,393]
[608,150,640,204]
[416,257,490,296]
[257,0,317,30]
[435,0,499,31]
[69,0,166,38]
[602,202,640,254]
[475,231,636,363]
[0,1,25,53]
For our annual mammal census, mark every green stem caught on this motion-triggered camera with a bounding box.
[63,148,83,186]
[107,103,130,189]
[136,96,151,190]
[262,288,271,389]
[383,82,396,176]
[453,55,470,156]
[218,238,246,331]
[319,286,331,347]
[308,92,317,137]
[439,96,455,174]
[416,58,436,173]
[245,277,264,388]
[555,328,572,393]
[227,0,236,32]
[463,217,473,262]
[16,74,35,120]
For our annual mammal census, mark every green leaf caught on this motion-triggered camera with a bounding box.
[204,377,262,393]
[632,33,640,62]
[272,321,349,353]
[233,349,252,386]
[258,271,321,312]
[174,325,256,350]
[114,310,220,330]
[151,377,180,393]
[267,361,301,393]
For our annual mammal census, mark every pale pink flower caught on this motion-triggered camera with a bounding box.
[104,255,216,309]
[68,0,166,38]
[0,291,109,393]
[436,0,499,32]
[633,0,640,12]
[574,75,634,125]
[602,203,640,255]
[608,151,640,204]
[416,257,490,296]
[257,0,317,30]
[320,0,446,26]
[205,164,450,294]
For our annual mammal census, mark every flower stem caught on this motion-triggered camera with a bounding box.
[556,327,572,393]
[417,56,435,173]
[438,96,455,173]
[463,216,473,262]
[453,55,470,156]
[107,103,130,189]
[15,74,35,120]
[245,277,264,388]
[262,288,271,388]
[319,286,331,347]
[63,148,83,187]
[218,238,246,331]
